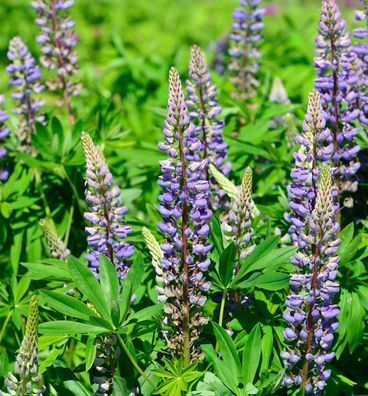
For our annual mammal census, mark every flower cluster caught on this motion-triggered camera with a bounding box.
[352,1,368,128]
[157,67,212,362]
[7,37,45,154]
[282,164,340,394]
[39,218,70,260]
[314,0,360,193]
[2,297,45,396]
[211,35,230,76]
[287,90,333,250]
[0,96,10,182]
[81,132,134,279]
[186,45,231,210]
[228,0,265,101]
[31,0,80,123]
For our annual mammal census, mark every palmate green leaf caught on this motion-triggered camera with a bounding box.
[21,260,71,281]
[120,252,145,323]
[209,164,238,199]
[40,290,97,321]
[68,256,111,322]
[39,321,109,335]
[85,336,97,372]
[129,302,164,323]
[112,376,129,396]
[219,243,237,288]
[242,272,289,291]
[260,326,273,375]
[99,254,120,324]
[191,372,233,396]
[242,324,262,385]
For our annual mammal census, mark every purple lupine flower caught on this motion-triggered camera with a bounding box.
[314,0,361,194]
[186,45,231,210]
[158,67,212,363]
[81,132,134,279]
[282,164,340,394]
[0,96,10,182]
[31,0,80,124]
[6,37,45,154]
[287,90,333,251]
[228,0,265,101]
[211,35,230,76]
[352,1,368,128]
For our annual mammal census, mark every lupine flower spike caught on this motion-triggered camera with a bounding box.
[158,67,212,364]
[39,219,70,260]
[31,0,80,124]
[352,0,368,129]
[314,0,361,194]
[0,96,10,182]
[7,37,45,154]
[186,45,231,210]
[269,76,294,131]
[229,0,265,101]
[81,132,134,279]
[1,296,45,396]
[282,164,340,395]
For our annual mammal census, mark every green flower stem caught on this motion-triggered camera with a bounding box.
[117,334,155,387]
[0,310,12,344]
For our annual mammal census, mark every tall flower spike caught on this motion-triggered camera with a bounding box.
[39,219,70,260]
[228,0,265,101]
[7,37,45,154]
[352,0,368,128]
[158,67,212,364]
[2,296,45,396]
[186,45,231,210]
[269,77,293,130]
[282,164,340,394]
[0,96,10,182]
[314,0,361,194]
[81,132,134,279]
[31,0,80,124]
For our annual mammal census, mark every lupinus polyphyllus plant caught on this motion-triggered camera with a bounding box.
[228,0,265,101]
[186,45,231,210]
[314,0,361,194]
[0,96,10,182]
[269,77,292,130]
[81,132,134,279]
[1,296,45,396]
[282,164,340,395]
[39,219,70,260]
[31,0,80,124]
[7,37,45,154]
[157,67,212,364]
[352,0,368,128]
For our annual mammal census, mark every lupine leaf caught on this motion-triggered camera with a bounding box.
[242,323,262,384]
[39,321,108,335]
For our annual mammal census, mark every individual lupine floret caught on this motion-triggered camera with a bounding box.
[352,1,368,128]
[287,90,333,251]
[228,0,265,101]
[282,165,340,394]
[314,0,361,194]
[81,132,134,279]
[1,296,45,396]
[186,45,231,210]
[0,96,10,182]
[6,37,45,154]
[157,67,212,364]
[39,218,70,260]
[31,0,80,124]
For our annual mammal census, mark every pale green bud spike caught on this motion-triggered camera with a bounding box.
[316,164,333,213]
[269,77,290,104]
[39,219,70,260]
[239,167,253,207]
[209,164,238,199]
[142,227,164,275]
[81,131,106,170]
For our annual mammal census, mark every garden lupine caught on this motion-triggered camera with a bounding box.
[158,67,212,364]
[81,132,134,279]
[268,77,293,130]
[7,37,45,154]
[282,164,340,395]
[287,90,333,251]
[228,0,265,101]
[1,297,45,396]
[39,219,70,260]
[31,0,80,124]
[211,35,230,76]
[314,0,361,194]
[352,0,368,128]
[0,96,10,182]
[186,45,231,210]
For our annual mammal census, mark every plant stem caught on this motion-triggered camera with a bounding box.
[116,334,155,387]
[0,310,12,344]
[218,289,227,328]
[64,203,74,246]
